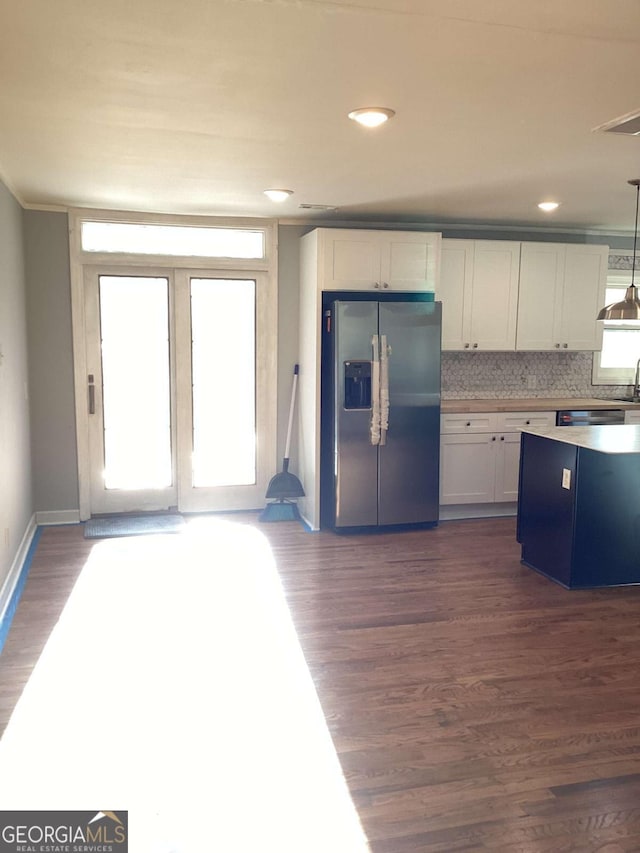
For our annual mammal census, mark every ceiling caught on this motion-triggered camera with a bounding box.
[2,0,640,233]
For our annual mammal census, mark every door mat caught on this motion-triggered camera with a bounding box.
[84,514,186,540]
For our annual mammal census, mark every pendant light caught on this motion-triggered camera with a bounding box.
[597,179,640,320]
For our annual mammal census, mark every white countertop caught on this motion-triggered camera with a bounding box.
[522,424,640,454]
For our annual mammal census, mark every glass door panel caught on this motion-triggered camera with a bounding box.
[100,276,172,489]
[175,271,274,512]
[191,278,256,487]
[86,271,177,514]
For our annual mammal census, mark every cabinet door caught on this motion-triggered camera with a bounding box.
[381,232,440,291]
[625,410,640,424]
[437,239,474,350]
[468,241,520,350]
[559,245,607,351]
[321,230,382,290]
[494,432,522,502]
[440,433,496,504]
[516,243,564,350]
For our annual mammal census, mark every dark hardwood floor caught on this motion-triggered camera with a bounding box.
[3,516,640,851]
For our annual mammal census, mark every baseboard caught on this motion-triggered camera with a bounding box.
[35,509,81,525]
[439,503,518,521]
[0,515,40,653]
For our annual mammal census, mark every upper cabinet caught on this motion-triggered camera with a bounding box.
[318,228,441,291]
[437,239,520,350]
[516,243,607,351]
[438,238,609,352]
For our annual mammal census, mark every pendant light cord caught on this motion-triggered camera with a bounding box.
[633,180,639,289]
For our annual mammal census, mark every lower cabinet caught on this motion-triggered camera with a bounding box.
[440,411,556,507]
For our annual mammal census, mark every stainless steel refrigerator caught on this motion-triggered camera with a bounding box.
[320,293,441,531]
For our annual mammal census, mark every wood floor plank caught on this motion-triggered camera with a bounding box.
[3,515,640,851]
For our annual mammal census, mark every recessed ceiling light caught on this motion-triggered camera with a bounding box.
[348,107,395,128]
[538,201,560,212]
[264,189,293,202]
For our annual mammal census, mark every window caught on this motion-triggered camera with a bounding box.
[81,221,265,259]
[592,270,640,384]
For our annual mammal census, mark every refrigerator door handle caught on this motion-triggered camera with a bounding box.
[370,334,381,446]
[380,334,390,445]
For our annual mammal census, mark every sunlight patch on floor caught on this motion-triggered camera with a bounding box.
[0,519,370,853]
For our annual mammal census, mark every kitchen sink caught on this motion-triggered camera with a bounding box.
[611,396,640,403]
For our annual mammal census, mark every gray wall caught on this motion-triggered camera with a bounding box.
[0,180,32,587]
[24,210,78,514]
[276,224,307,460]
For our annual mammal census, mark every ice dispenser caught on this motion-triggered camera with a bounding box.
[344,361,372,409]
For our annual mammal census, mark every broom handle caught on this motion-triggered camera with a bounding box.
[283,365,299,470]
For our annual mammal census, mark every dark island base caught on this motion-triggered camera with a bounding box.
[517,431,640,589]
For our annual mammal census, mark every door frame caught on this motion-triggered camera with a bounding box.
[69,209,277,521]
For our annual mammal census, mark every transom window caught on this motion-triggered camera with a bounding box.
[81,221,265,259]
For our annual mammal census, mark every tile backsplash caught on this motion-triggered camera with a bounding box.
[442,350,629,399]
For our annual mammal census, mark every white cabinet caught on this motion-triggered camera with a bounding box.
[625,409,640,424]
[437,239,520,350]
[297,226,442,530]
[440,431,498,503]
[516,243,607,351]
[440,410,555,506]
[318,228,441,291]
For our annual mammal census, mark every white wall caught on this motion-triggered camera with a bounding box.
[0,180,33,587]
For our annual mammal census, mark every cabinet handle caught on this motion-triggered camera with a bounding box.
[473,343,478,349]
[382,282,389,289]
[525,420,530,424]
[374,282,380,289]
[555,343,560,348]
[492,435,496,441]
[563,343,568,348]
[466,421,471,427]
[500,435,505,441]
[464,343,470,349]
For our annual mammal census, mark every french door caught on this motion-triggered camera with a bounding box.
[83,266,274,515]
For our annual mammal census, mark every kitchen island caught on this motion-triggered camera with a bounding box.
[517,424,640,588]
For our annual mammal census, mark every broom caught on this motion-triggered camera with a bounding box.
[259,365,305,522]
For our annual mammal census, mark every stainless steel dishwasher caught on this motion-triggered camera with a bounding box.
[556,409,625,426]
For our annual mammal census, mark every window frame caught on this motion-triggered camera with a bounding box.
[592,269,640,385]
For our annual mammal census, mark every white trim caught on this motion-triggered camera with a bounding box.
[35,510,81,526]
[0,515,38,627]
[69,210,277,520]
[439,503,517,521]
[69,208,273,270]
